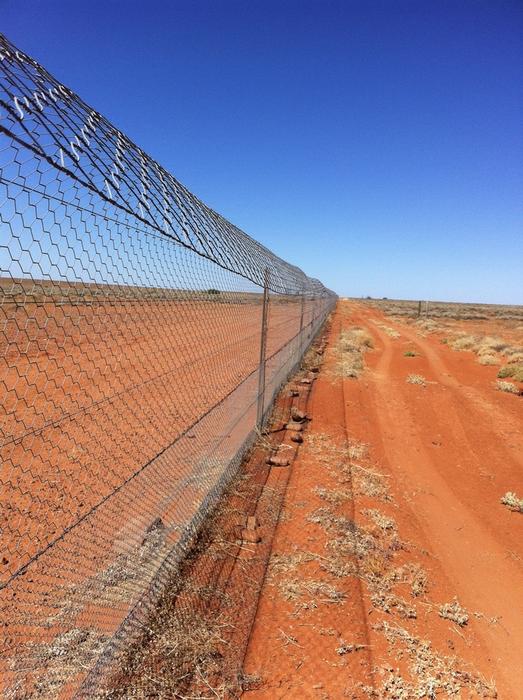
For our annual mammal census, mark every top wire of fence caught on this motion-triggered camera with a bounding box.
[0,34,332,298]
[0,33,336,699]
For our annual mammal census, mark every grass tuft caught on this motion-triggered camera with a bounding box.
[439,598,469,627]
[501,491,523,513]
[406,374,426,385]
[496,380,521,395]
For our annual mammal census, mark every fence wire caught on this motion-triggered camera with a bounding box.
[0,33,336,698]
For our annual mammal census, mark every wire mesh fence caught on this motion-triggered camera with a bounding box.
[0,34,336,698]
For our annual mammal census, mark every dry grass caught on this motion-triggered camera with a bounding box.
[372,320,401,338]
[10,629,108,699]
[406,373,426,385]
[268,550,319,576]
[501,491,523,513]
[365,297,523,322]
[355,621,498,699]
[363,507,396,532]
[496,380,521,395]
[350,463,392,502]
[277,578,346,605]
[332,326,374,378]
[267,412,498,698]
[313,485,353,504]
[442,333,523,373]
[439,598,469,627]
[498,364,523,382]
[478,354,498,366]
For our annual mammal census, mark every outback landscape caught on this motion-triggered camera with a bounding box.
[2,7,521,697]
[98,297,522,699]
[241,299,523,698]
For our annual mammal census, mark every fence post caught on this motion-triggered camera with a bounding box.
[256,268,270,428]
[299,286,305,355]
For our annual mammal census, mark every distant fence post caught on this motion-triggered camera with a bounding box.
[299,286,305,355]
[256,268,270,428]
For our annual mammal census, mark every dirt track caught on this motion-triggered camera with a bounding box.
[243,301,523,698]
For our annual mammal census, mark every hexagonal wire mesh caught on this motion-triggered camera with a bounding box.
[0,34,336,697]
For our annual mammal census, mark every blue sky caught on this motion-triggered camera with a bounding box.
[2,0,522,303]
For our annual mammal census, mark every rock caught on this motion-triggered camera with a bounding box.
[290,407,306,422]
[266,456,290,467]
[285,421,304,432]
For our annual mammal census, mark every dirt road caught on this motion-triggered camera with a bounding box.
[243,301,523,698]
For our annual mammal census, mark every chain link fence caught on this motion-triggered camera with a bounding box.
[0,34,336,698]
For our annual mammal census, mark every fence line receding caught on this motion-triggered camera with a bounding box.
[0,33,336,698]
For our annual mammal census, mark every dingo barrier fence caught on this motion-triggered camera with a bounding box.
[0,34,336,698]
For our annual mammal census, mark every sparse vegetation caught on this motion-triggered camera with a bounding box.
[406,373,426,385]
[404,350,417,357]
[497,364,523,382]
[332,326,374,378]
[356,621,497,699]
[501,492,523,513]
[478,354,498,365]
[496,380,521,395]
[439,598,469,627]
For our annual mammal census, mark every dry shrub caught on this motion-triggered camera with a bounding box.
[444,330,523,371]
[406,373,426,385]
[412,318,441,335]
[372,320,400,338]
[439,598,469,626]
[498,364,523,382]
[333,326,373,378]
[363,622,497,699]
[268,551,319,576]
[350,464,392,502]
[313,485,352,504]
[501,492,523,513]
[478,354,498,366]
[277,577,346,605]
[496,380,521,395]
[450,334,476,351]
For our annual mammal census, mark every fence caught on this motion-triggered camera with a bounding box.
[0,34,336,698]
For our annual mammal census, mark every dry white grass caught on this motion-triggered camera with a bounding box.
[496,380,521,395]
[501,491,523,513]
[478,354,498,366]
[439,598,469,627]
[358,622,498,699]
[406,373,426,385]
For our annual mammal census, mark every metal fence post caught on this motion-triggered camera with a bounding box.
[256,268,270,428]
[298,286,305,355]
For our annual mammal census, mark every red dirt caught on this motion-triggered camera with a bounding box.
[242,300,523,699]
[1,294,327,696]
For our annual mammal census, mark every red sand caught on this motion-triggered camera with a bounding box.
[242,301,523,699]
[1,295,327,696]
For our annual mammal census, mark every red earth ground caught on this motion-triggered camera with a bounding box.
[242,300,523,699]
[1,293,329,697]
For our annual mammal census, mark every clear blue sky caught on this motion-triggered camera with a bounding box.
[2,0,522,303]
